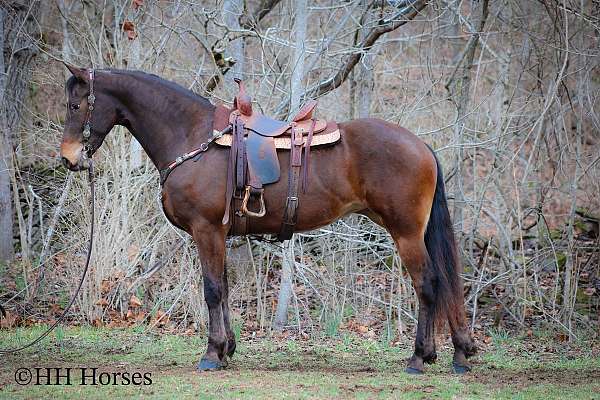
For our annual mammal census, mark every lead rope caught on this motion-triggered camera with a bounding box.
[0,162,95,354]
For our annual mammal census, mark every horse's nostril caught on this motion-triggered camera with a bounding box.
[61,157,73,169]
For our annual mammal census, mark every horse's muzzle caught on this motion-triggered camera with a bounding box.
[60,139,91,171]
[61,156,91,171]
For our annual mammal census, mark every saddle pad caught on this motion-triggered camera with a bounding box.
[214,128,340,149]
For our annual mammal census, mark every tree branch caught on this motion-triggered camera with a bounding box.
[202,0,282,93]
[239,0,283,29]
[276,0,427,115]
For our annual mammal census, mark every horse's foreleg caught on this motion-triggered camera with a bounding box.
[194,226,228,371]
[222,264,236,358]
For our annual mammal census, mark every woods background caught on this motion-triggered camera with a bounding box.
[0,0,598,344]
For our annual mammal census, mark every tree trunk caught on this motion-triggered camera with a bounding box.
[128,25,143,169]
[288,0,307,115]
[223,0,245,95]
[352,3,374,119]
[273,0,307,330]
[0,7,13,264]
[274,239,295,330]
[0,1,40,264]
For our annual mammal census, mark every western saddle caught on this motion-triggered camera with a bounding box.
[212,79,340,241]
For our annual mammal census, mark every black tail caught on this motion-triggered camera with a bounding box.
[424,149,465,329]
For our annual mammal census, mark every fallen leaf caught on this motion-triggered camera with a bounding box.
[95,298,109,307]
[49,303,62,315]
[100,279,112,294]
[130,295,142,307]
[0,311,18,329]
[122,21,137,40]
[151,309,169,326]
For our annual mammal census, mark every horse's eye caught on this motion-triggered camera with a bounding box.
[70,103,80,111]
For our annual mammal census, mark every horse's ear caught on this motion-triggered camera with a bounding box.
[63,62,88,82]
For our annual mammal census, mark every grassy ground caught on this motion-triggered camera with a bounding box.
[0,326,598,399]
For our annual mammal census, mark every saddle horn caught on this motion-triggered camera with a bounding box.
[233,78,253,116]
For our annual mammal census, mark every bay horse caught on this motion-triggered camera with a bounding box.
[60,65,476,374]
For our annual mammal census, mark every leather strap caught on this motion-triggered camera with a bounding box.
[223,119,242,225]
[226,116,250,235]
[278,124,303,241]
[235,118,246,191]
[231,191,248,235]
[301,119,316,193]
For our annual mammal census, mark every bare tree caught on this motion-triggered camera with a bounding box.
[1,0,597,338]
[0,6,12,264]
[223,0,245,93]
[0,1,41,264]
[273,0,308,330]
[445,0,489,239]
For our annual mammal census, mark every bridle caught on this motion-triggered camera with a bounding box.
[82,69,95,157]
[0,69,97,354]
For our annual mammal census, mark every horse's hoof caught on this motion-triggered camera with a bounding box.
[452,362,471,374]
[404,367,424,375]
[197,358,225,371]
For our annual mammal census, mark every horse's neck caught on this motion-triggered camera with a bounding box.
[111,73,214,169]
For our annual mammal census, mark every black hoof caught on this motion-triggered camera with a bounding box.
[405,367,424,375]
[197,358,225,371]
[452,362,471,374]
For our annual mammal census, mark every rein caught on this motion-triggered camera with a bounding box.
[0,163,95,354]
[0,69,98,354]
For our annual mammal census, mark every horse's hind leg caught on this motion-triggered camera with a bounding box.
[393,235,438,374]
[449,292,477,373]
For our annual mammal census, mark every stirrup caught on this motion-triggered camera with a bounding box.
[241,186,266,218]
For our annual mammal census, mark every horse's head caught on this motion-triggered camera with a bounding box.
[61,64,117,171]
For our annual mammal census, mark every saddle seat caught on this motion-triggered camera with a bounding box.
[231,79,326,137]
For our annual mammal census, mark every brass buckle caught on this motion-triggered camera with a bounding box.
[241,186,266,218]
